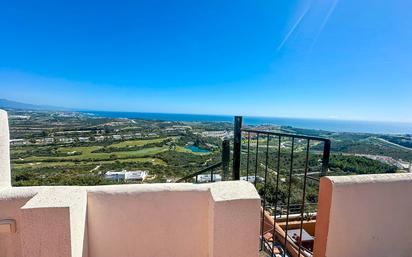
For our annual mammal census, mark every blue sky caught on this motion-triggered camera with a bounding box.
[0,0,411,122]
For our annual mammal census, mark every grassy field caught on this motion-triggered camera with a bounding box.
[12,136,210,170]
[17,146,167,162]
[12,157,166,169]
[109,137,174,147]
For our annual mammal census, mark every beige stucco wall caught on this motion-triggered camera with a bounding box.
[209,181,261,257]
[0,182,260,257]
[87,183,211,257]
[0,110,11,187]
[314,173,412,257]
[87,182,260,257]
[21,187,88,257]
[0,187,38,257]
[0,187,88,257]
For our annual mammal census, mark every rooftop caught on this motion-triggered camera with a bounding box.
[1,110,411,257]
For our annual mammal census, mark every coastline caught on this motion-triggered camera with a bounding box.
[82,111,412,134]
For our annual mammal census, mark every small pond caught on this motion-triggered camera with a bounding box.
[185,145,211,153]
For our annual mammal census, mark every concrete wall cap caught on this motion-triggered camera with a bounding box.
[87,182,210,195]
[323,173,412,186]
[0,182,261,201]
[210,181,261,202]
[21,187,86,209]
[0,186,40,200]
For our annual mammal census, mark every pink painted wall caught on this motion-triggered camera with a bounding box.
[87,185,211,257]
[0,183,260,257]
[314,174,412,257]
[87,182,261,257]
[0,187,88,257]
[209,199,260,257]
[0,188,36,257]
[208,181,261,257]
[21,207,71,257]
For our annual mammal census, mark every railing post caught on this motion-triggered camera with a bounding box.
[221,139,230,181]
[321,139,331,176]
[232,116,242,180]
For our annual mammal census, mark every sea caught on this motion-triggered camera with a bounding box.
[82,111,412,135]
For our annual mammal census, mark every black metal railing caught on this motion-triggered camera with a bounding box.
[175,161,223,183]
[177,116,331,257]
[233,116,331,257]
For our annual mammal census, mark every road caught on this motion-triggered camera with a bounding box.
[89,165,101,173]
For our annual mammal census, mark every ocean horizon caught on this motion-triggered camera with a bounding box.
[83,111,412,135]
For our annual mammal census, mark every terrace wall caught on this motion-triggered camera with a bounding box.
[0,182,260,257]
[314,173,412,257]
[87,181,260,257]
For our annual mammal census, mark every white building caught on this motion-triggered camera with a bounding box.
[197,174,222,183]
[35,138,54,145]
[240,176,265,184]
[95,136,106,142]
[44,138,54,144]
[105,170,148,181]
[125,170,148,181]
[200,131,233,139]
[104,171,125,181]
[78,137,90,143]
[112,135,122,140]
[10,139,26,145]
[59,138,74,144]
[9,115,30,119]
[122,134,133,140]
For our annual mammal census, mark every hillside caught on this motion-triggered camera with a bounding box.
[0,98,73,111]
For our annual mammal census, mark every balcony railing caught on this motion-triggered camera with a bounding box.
[177,116,331,257]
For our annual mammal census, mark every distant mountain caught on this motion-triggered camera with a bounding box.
[0,99,74,111]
